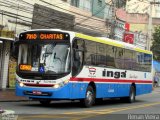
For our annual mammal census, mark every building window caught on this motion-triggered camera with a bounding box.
[71,0,80,7]
[98,0,102,7]
[83,0,91,11]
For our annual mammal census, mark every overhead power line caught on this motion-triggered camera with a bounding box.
[39,0,113,31]
[0,0,110,26]
[0,9,107,33]
[39,0,105,22]
[0,0,114,34]
[74,4,107,26]
[0,10,107,33]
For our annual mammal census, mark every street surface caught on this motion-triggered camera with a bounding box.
[1,89,160,120]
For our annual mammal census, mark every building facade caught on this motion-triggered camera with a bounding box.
[125,0,160,18]
[0,36,14,89]
[0,0,113,89]
[114,0,160,49]
[1,0,159,89]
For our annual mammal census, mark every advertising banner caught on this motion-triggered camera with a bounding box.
[123,33,134,44]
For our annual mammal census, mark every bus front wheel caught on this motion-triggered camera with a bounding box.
[80,85,95,107]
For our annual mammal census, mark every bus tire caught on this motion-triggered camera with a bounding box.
[39,100,51,106]
[80,85,95,107]
[127,85,136,103]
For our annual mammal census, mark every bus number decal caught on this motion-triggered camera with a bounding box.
[26,34,37,40]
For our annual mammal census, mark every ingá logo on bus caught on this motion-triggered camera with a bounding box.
[89,67,96,75]
[102,69,127,78]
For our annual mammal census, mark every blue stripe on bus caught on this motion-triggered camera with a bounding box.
[16,83,152,99]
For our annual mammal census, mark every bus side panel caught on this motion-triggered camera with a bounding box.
[96,83,130,98]
[116,84,130,97]
[136,84,152,95]
[96,83,105,98]
[105,83,119,97]
[70,82,88,99]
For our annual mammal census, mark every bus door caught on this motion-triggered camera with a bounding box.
[71,39,85,98]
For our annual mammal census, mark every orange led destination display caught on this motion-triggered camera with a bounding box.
[26,33,63,40]
[40,33,63,40]
[20,32,69,41]
[26,34,37,40]
[19,64,32,71]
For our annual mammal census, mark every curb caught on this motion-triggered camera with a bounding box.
[1,110,18,120]
[1,110,15,114]
[0,99,30,102]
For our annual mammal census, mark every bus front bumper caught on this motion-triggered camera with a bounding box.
[15,83,71,100]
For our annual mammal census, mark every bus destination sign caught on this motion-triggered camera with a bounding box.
[19,31,70,41]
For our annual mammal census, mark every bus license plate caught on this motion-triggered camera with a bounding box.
[32,91,42,95]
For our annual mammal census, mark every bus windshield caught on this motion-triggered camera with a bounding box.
[18,43,71,75]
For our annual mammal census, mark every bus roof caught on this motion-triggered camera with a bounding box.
[75,33,152,54]
[19,29,152,54]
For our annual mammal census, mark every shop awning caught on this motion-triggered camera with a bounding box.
[0,37,14,42]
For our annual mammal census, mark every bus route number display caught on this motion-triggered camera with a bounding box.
[19,32,69,41]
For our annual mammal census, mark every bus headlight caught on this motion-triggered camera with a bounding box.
[53,80,69,88]
[63,79,69,84]
[19,82,24,87]
[53,84,60,89]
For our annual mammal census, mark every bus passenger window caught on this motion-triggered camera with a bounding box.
[115,47,124,69]
[96,43,106,67]
[84,41,96,65]
[106,45,115,68]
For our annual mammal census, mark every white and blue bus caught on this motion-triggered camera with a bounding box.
[15,29,153,107]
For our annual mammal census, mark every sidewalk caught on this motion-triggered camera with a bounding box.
[153,86,160,92]
[0,89,28,102]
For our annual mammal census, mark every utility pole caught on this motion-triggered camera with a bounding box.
[147,1,160,50]
[109,0,116,39]
[147,2,152,51]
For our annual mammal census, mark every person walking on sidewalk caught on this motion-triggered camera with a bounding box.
[154,73,159,87]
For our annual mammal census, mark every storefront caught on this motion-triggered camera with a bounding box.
[0,8,32,89]
[0,35,15,89]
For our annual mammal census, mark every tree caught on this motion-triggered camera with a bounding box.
[151,26,160,61]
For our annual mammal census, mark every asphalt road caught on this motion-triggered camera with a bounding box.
[1,88,160,120]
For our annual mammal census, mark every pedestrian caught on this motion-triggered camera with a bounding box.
[154,73,159,87]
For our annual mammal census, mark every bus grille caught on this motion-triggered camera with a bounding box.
[24,83,54,87]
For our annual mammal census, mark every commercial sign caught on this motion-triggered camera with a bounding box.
[114,19,130,41]
[115,20,130,31]
[123,33,134,44]
[0,30,15,38]
[125,23,130,31]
